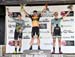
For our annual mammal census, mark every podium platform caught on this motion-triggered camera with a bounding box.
[23,50,51,57]
[5,53,23,57]
[63,53,75,57]
[4,51,75,57]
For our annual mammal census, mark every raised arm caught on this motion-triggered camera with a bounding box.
[7,8,17,21]
[7,8,13,17]
[23,9,30,17]
[41,2,49,16]
[62,5,73,19]
[20,5,30,17]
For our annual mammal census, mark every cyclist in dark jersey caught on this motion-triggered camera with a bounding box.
[7,8,25,53]
[23,4,49,50]
[51,6,72,54]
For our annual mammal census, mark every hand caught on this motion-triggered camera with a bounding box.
[20,4,25,12]
[7,8,9,12]
[67,5,73,11]
[45,2,48,9]
[19,29,22,32]
[6,8,12,16]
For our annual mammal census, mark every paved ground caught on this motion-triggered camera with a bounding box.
[4,50,75,57]
[3,53,75,57]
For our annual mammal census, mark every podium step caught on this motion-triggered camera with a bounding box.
[63,53,75,57]
[51,54,63,57]
[5,53,23,57]
[23,50,51,57]
[4,53,75,57]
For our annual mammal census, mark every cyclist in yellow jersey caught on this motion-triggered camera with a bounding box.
[23,4,49,50]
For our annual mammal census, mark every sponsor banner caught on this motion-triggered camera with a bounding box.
[6,5,75,53]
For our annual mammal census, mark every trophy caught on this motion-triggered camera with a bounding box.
[20,3,25,12]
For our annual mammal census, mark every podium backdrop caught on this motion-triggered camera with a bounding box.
[6,5,75,53]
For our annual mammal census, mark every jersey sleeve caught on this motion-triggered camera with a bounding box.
[8,13,17,21]
[51,19,54,25]
[58,17,63,22]
[22,20,26,30]
[38,14,41,20]
[59,17,63,20]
